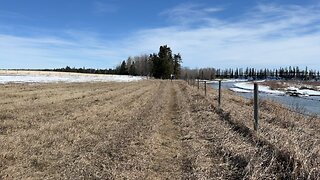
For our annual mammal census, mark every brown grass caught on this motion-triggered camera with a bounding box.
[260,80,320,90]
[0,80,319,179]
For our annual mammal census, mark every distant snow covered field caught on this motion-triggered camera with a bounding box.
[233,82,320,96]
[0,71,144,84]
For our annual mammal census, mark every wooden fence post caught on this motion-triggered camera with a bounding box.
[197,79,200,90]
[218,80,221,106]
[204,81,207,96]
[254,83,259,131]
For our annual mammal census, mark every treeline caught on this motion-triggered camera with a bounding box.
[181,66,320,80]
[116,45,182,79]
[48,45,182,79]
[47,66,117,74]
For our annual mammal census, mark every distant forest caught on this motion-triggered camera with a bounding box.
[181,66,320,81]
[45,45,182,79]
[40,45,319,81]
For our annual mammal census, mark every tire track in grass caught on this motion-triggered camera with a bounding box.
[134,81,187,179]
[145,81,197,179]
[172,83,197,180]
[104,81,197,179]
[178,82,250,179]
[104,81,167,179]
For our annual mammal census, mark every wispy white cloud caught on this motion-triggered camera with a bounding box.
[1,3,320,70]
[0,33,121,69]
[160,3,224,26]
[129,3,320,69]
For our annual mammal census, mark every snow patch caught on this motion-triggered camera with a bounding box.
[208,79,248,83]
[297,89,320,96]
[234,82,285,95]
[229,88,252,93]
[286,86,320,96]
[0,74,144,84]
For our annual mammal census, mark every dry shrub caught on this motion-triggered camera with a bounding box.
[259,81,287,90]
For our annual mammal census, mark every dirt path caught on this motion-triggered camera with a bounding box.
[0,80,319,179]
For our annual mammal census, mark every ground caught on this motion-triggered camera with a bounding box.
[0,80,319,179]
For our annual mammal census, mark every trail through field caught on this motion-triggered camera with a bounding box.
[0,81,319,179]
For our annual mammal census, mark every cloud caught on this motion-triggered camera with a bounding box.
[160,3,224,26]
[0,3,320,70]
[0,33,122,69]
[127,3,320,69]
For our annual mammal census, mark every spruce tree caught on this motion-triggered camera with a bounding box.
[119,60,128,75]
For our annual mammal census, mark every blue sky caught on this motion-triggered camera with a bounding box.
[1,0,320,69]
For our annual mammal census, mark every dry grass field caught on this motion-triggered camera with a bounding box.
[0,80,319,179]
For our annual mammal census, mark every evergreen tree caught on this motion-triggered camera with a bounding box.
[119,60,128,75]
[128,61,137,75]
[158,45,173,79]
[150,45,182,79]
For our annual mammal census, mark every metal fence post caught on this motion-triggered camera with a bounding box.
[254,83,259,131]
[218,80,221,106]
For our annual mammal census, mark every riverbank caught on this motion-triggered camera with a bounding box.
[209,80,320,116]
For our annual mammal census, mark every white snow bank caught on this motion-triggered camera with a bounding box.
[286,87,299,91]
[208,79,248,83]
[229,88,252,93]
[0,74,144,84]
[297,89,320,96]
[286,86,320,96]
[234,82,285,95]
[234,83,320,96]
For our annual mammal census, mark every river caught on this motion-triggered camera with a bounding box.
[209,82,320,116]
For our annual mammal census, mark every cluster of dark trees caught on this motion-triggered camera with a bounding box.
[181,66,320,80]
[48,66,117,74]
[49,45,182,79]
[116,45,182,79]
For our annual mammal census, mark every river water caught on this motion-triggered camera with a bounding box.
[209,82,320,116]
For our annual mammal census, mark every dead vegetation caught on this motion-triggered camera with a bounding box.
[260,80,320,90]
[0,80,319,179]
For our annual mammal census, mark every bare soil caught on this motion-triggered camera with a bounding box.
[0,80,319,179]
